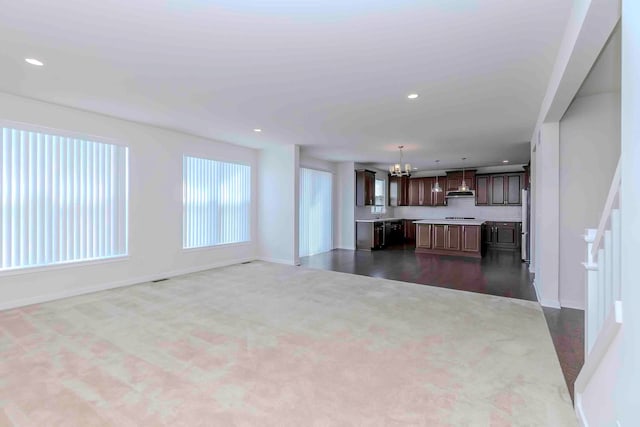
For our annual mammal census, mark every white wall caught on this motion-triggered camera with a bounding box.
[394,198,521,221]
[559,91,620,309]
[258,145,299,265]
[535,122,561,308]
[336,162,355,249]
[0,92,258,310]
[299,153,339,251]
[617,1,640,423]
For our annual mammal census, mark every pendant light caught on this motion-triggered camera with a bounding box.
[459,157,469,192]
[389,145,411,177]
[432,160,443,193]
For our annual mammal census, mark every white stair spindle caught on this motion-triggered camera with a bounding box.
[583,228,598,354]
[611,209,621,300]
[597,248,605,330]
[604,230,613,319]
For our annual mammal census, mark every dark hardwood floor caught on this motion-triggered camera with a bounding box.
[300,245,584,402]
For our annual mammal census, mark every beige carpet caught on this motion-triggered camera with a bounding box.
[0,261,575,426]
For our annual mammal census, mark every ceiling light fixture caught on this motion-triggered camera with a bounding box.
[253,128,262,133]
[502,160,509,163]
[459,157,470,192]
[389,146,411,177]
[25,58,44,66]
[432,160,443,193]
[407,93,419,99]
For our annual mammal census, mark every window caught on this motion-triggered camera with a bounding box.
[0,126,129,271]
[372,178,386,214]
[183,156,251,248]
[299,168,332,257]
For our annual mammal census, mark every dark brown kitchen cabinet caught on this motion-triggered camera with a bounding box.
[433,225,446,249]
[506,174,522,205]
[445,225,461,250]
[408,178,422,206]
[407,177,446,206]
[432,177,446,206]
[462,225,481,252]
[388,175,409,206]
[475,173,524,206]
[446,170,476,191]
[416,223,482,258]
[355,169,376,206]
[416,223,432,248]
[475,175,490,205]
[483,222,521,250]
[491,175,506,204]
[403,219,417,241]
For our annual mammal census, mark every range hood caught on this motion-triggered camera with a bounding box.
[445,190,475,198]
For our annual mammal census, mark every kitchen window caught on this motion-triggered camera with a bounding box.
[371,178,386,214]
[0,125,129,271]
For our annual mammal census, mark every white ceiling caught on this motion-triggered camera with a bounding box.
[0,0,572,171]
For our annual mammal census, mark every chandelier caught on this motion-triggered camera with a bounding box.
[389,145,411,176]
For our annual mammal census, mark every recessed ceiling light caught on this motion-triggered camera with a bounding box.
[253,128,262,133]
[502,160,509,163]
[407,93,419,99]
[25,58,44,67]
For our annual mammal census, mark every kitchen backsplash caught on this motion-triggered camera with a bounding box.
[392,197,523,221]
[355,206,398,220]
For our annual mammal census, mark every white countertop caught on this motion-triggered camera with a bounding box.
[355,218,521,224]
[413,219,486,226]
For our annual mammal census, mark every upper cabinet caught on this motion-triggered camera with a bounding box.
[407,177,446,206]
[388,175,409,206]
[355,169,376,206]
[475,173,524,206]
[445,170,476,191]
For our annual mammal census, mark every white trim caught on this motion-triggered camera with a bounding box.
[256,256,297,266]
[0,255,129,278]
[574,300,623,427]
[0,257,255,311]
[539,299,562,309]
[591,161,621,258]
[560,299,585,310]
[182,241,253,252]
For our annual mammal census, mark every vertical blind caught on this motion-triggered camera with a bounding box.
[183,156,251,248]
[0,126,129,271]
[299,167,332,257]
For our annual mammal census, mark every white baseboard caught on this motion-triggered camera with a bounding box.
[574,301,623,427]
[561,299,585,310]
[256,257,297,266]
[0,257,255,311]
[575,396,588,427]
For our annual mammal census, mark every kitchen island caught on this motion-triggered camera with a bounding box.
[414,219,485,258]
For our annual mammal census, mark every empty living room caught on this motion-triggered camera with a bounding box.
[1,1,639,426]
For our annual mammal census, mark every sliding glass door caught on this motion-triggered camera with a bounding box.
[299,168,332,257]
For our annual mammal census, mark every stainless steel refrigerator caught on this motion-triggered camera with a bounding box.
[521,188,530,262]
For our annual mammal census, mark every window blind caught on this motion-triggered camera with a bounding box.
[183,156,251,248]
[299,167,332,257]
[0,127,129,271]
